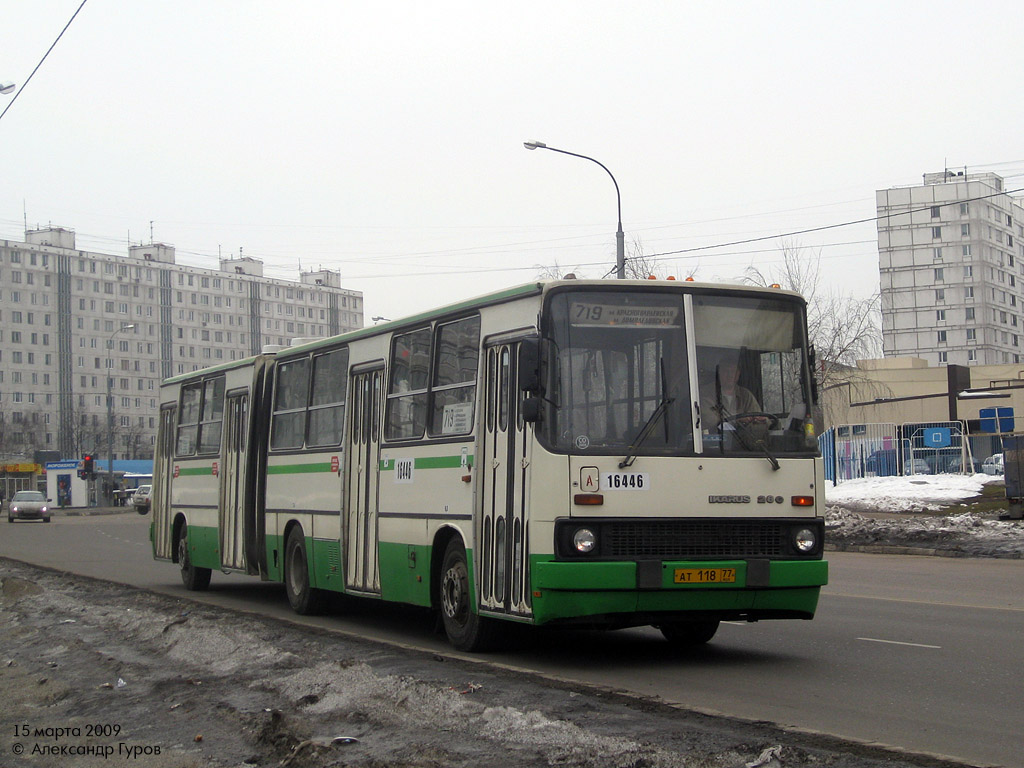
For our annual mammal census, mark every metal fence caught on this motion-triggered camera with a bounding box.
[820,420,978,485]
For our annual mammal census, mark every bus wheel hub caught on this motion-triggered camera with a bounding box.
[442,566,466,619]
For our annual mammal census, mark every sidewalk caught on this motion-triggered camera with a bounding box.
[57,505,137,516]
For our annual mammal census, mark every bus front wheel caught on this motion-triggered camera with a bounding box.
[657,619,719,646]
[439,539,495,652]
[178,522,212,591]
[285,527,325,615]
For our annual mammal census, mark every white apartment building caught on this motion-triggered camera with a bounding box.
[877,170,1024,367]
[0,226,363,461]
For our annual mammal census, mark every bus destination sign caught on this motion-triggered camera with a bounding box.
[569,302,680,327]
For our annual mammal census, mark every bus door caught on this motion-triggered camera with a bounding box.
[345,366,383,594]
[478,342,532,618]
[218,390,248,571]
[152,404,177,559]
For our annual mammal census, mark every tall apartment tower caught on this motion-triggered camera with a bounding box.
[877,170,1024,367]
[0,227,364,461]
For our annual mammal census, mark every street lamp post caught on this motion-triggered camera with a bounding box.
[523,141,626,279]
[106,324,135,504]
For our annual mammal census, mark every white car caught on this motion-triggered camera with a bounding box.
[132,485,152,514]
[904,458,931,475]
[982,453,1004,475]
[8,490,51,523]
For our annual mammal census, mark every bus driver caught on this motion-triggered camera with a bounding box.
[701,360,763,431]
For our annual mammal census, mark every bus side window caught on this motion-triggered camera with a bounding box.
[176,382,202,456]
[429,316,480,436]
[385,328,431,440]
[308,347,349,447]
[197,376,225,454]
[271,358,310,450]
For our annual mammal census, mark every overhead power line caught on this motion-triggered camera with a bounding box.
[641,185,1024,262]
[0,0,90,125]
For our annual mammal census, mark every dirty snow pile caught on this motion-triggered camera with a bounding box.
[824,474,1024,557]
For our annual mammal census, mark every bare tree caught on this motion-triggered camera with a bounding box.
[533,260,577,280]
[741,239,882,392]
[623,236,670,280]
[535,236,697,282]
[0,406,54,460]
[621,237,698,281]
[119,419,152,460]
[66,409,105,458]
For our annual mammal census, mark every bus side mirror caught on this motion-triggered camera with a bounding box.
[518,337,541,393]
[522,396,541,423]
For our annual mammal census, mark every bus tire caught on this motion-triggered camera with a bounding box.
[657,619,719,646]
[284,527,325,615]
[439,538,495,652]
[178,522,212,591]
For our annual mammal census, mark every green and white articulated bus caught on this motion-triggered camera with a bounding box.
[151,278,828,651]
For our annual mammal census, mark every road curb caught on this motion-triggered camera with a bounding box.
[54,507,134,517]
[825,542,1022,559]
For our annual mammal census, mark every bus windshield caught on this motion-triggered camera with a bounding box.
[540,288,816,458]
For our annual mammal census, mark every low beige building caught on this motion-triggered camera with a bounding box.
[824,356,1024,428]
[822,356,1022,471]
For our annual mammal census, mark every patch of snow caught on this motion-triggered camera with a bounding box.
[824,473,999,513]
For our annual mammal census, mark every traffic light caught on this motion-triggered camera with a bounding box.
[83,454,94,480]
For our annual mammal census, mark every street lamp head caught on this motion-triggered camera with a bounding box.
[0,82,15,95]
[521,139,626,279]
[121,324,135,331]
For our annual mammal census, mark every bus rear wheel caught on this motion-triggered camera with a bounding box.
[439,538,495,652]
[178,522,212,591]
[657,619,719,646]
[285,527,325,615]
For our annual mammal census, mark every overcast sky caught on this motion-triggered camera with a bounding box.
[3,1,1023,323]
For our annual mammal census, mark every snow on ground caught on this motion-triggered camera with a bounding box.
[824,473,999,513]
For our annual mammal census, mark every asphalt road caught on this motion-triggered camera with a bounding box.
[2,512,1022,767]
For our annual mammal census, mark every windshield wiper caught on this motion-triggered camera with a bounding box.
[619,361,674,469]
[758,442,781,471]
[708,363,779,471]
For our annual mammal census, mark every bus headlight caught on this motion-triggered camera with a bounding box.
[793,527,817,553]
[573,528,597,554]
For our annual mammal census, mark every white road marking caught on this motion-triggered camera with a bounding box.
[857,637,941,649]
[97,529,147,547]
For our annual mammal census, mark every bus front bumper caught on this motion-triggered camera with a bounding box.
[529,558,827,626]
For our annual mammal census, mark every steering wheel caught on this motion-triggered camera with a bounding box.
[724,412,780,429]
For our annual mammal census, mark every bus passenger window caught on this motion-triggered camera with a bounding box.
[176,382,202,456]
[429,316,480,436]
[197,376,225,454]
[308,347,349,447]
[385,328,430,440]
[271,358,310,450]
